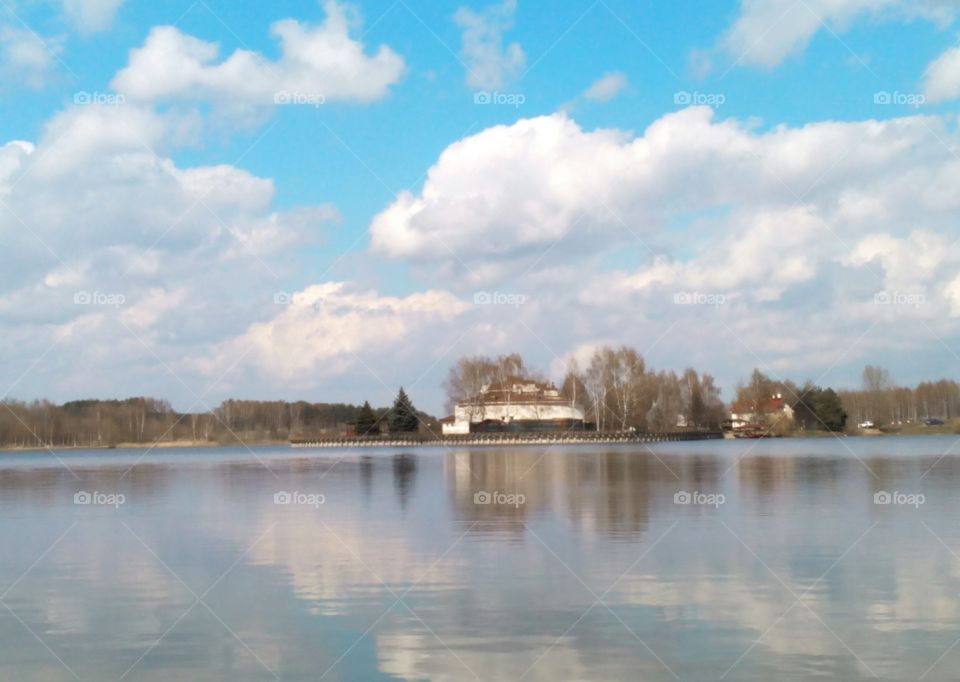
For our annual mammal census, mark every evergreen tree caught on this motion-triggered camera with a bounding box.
[355,401,378,436]
[388,388,420,433]
[792,384,821,430]
[793,385,848,432]
[814,388,847,432]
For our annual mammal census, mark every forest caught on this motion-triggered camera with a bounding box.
[0,397,386,448]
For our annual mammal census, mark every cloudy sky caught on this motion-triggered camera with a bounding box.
[2,0,960,414]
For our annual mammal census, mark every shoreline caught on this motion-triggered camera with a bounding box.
[0,439,287,453]
[1,429,956,454]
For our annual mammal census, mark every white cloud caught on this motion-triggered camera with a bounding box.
[111,1,404,109]
[454,0,525,90]
[366,106,960,392]
[203,283,470,384]
[923,44,960,102]
[62,0,125,34]
[0,25,64,88]
[582,72,627,102]
[719,0,957,68]
[371,108,960,287]
[0,140,33,190]
[0,100,343,398]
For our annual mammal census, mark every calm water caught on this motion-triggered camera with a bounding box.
[2,437,960,681]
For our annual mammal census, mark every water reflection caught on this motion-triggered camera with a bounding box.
[392,453,417,510]
[1,439,960,680]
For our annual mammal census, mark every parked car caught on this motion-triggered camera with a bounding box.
[858,420,875,429]
[924,418,945,426]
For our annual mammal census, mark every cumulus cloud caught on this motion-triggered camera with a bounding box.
[719,0,956,68]
[366,106,960,390]
[923,44,960,102]
[62,0,125,34]
[0,100,344,398]
[111,1,404,109]
[582,72,627,102]
[454,0,525,90]
[371,108,960,285]
[0,140,33,189]
[203,282,470,384]
[0,25,64,88]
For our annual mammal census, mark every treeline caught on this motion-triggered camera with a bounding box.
[445,348,727,431]
[839,365,960,427]
[1,398,182,447]
[733,365,960,433]
[0,397,408,448]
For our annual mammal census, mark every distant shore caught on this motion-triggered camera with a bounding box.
[0,438,287,453]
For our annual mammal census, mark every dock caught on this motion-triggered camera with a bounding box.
[290,431,723,448]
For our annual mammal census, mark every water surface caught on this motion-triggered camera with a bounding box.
[2,437,960,681]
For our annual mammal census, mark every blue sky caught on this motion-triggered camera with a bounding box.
[2,0,960,413]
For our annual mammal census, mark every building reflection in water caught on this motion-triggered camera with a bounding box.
[444,447,731,537]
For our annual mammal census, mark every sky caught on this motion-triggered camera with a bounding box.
[2,0,960,415]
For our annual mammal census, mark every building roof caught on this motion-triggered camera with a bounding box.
[730,394,789,415]
[462,377,570,406]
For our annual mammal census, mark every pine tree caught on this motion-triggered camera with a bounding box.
[355,401,378,436]
[814,388,848,432]
[389,388,420,433]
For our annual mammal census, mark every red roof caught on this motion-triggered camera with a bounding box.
[731,395,787,414]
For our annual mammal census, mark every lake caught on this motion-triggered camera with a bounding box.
[1,436,960,681]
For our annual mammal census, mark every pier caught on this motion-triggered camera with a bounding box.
[290,431,723,448]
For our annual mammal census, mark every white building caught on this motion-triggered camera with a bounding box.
[442,379,585,435]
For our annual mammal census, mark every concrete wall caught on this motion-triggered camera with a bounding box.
[441,421,471,435]
[454,402,585,423]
